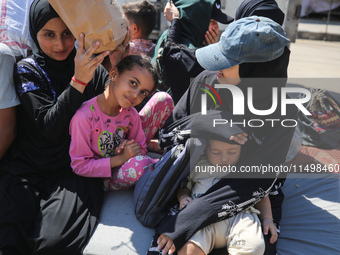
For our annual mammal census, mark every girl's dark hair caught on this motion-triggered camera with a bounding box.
[116,55,159,93]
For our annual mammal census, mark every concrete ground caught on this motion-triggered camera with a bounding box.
[298,18,340,41]
[287,38,340,103]
[288,39,340,79]
[83,189,154,255]
[289,15,340,97]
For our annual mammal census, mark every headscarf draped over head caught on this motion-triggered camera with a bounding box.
[231,0,290,133]
[235,0,285,25]
[29,0,76,82]
[234,0,290,85]
[151,0,216,65]
[171,0,216,49]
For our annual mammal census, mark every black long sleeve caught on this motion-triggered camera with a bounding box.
[166,19,182,44]
[4,59,109,175]
[161,20,204,104]
[15,61,108,141]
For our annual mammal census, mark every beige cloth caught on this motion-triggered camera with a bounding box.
[189,209,265,255]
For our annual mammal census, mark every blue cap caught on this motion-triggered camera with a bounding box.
[195,16,290,71]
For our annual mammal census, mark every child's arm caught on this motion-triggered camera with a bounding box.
[255,196,278,244]
[156,180,192,254]
[70,110,112,177]
[177,186,193,210]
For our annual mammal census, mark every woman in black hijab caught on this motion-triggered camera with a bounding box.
[235,0,285,25]
[0,0,112,254]
[153,2,297,255]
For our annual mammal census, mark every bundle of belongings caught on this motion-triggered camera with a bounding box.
[297,88,340,149]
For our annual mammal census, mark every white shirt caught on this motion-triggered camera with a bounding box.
[0,43,20,109]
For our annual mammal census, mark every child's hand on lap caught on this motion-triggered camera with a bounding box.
[116,139,134,154]
[157,234,176,255]
[262,218,278,244]
[117,140,142,162]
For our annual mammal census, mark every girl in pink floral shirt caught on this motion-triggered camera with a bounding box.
[70,55,173,190]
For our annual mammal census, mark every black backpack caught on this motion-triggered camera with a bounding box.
[134,137,206,228]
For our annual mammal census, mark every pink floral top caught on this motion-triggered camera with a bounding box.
[69,96,147,177]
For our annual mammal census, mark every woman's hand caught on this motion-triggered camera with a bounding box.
[72,33,109,92]
[164,1,180,22]
[229,132,248,145]
[203,27,219,45]
[157,234,176,255]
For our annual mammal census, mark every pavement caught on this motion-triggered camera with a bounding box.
[288,16,340,102]
[290,15,340,79]
[287,38,340,103]
[288,39,340,79]
[297,17,340,41]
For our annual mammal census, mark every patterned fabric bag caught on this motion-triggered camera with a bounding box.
[298,89,340,149]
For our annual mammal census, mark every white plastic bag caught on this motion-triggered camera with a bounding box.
[0,0,33,57]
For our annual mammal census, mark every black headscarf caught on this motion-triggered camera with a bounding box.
[238,46,290,82]
[29,0,76,91]
[235,0,285,25]
[233,0,290,116]
[237,47,290,136]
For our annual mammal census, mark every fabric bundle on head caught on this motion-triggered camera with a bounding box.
[152,0,226,63]
[233,1,290,115]
[29,0,76,84]
[235,0,285,25]
[195,16,289,71]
